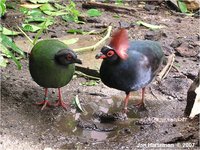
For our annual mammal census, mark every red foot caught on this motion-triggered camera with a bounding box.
[36,100,51,110]
[133,101,144,108]
[54,100,68,110]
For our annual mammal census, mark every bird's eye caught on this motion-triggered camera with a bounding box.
[107,50,115,57]
[66,54,72,60]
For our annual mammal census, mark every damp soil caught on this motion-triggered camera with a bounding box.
[1,2,200,150]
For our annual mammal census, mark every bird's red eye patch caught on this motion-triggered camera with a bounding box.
[66,54,72,60]
[107,50,115,57]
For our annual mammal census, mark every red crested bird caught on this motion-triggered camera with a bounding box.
[95,28,164,112]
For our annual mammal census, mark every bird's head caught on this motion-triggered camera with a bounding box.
[96,28,129,62]
[95,45,119,62]
[55,49,82,66]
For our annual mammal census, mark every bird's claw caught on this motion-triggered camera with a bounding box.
[133,101,144,108]
[54,100,68,110]
[36,100,51,110]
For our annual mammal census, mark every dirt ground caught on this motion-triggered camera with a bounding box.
[1,2,200,150]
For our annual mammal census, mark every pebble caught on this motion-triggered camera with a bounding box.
[170,39,183,48]
[144,30,162,41]
[175,18,182,23]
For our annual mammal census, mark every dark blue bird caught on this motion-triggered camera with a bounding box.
[96,28,164,112]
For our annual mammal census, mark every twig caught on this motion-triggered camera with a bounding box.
[82,2,138,14]
[75,71,100,80]
[17,26,33,45]
[172,65,180,73]
[74,26,112,53]
[149,87,159,100]
[157,53,175,81]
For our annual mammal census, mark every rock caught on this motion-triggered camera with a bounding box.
[144,4,157,11]
[144,30,163,41]
[174,18,182,23]
[170,39,183,48]
[162,45,174,56]
[184,70,200,117]
[50,34,57,38]
[86,18,102,23]
[175,42,199,57]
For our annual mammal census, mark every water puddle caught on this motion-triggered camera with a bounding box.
[56,92,147,146]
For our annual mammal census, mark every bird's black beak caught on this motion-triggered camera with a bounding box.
[95,53,107,59]
[75,58,82,64]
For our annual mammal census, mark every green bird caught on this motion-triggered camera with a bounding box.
[29,39,82,110]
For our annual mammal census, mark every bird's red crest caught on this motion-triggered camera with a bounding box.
[109,28,129,60]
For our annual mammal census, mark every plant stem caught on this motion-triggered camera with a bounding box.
[74,26,112,53]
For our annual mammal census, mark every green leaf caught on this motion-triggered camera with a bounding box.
[136,21,166,30]
[25,16,46,23]
[87,9,102,17]
[0,0,6,17]
[0,36,23,70]
[62,38,79,45]
[54,3,66,10]
[67,29,84,34]
[0,26,21,35]
[115,0,123,5]
[40,3,56,12]
[74,95,84,112]
[178,0,188,13]
[27,9,43,17]
[113,14,120,18]
[62,14,74,22]
[0,34,25,57]
[80,80,99,86]
[19,7,29,14]
[22,24,41,32]
[38,19,54,28]
[0,43,10,57]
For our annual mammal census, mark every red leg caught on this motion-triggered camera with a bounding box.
[36,88,51,110]
[133,87,145,107]
[123,92,130,113]
[54,88,68,110]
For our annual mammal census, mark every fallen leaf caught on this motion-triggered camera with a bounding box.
[22,24,41,32]
[87,9,102,17]
[178,0,188,13]
[136,21,166,30]
[20,4,42,9]
[0,26,21,35]
[40,3,56,12]
[74,95,84,112]
[62,38,79,45]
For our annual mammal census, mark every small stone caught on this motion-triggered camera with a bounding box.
[170,39,183,48]
[175,18,182,23]
[144,4,156,11]
[87,18,101,23]
[172,123,176,127]
[124,128,131,134]
[144,30,162,41]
